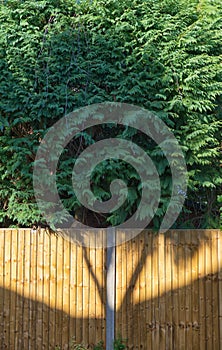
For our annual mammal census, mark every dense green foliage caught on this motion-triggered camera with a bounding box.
[0,0,221,229]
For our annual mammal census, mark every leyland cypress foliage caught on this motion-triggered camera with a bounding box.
[0,0,221,228]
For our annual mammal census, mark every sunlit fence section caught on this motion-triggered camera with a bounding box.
[115,229,222,349]
[0,229,221,349]
[0,229,107,349]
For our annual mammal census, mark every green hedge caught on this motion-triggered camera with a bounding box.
[0,0,221,228]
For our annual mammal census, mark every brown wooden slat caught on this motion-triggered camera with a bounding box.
[172,230,181,350]
[62,237,71,349]
[165,231,173,350]
[4,230,12,349]
[9,230,17,350]
[42,231,50,349]
[123,239,128,343]
[82,244,89,345]
[211,231,219,350]
[126,233,134,349]
[16,229,25,350]
[69,238,77,346]
[191,230,200,350]
[48,233,57,349]
[88,233,95,345]
[158,233,166,350]
[205,230,213,350]
[23,229,31,349]
[144,232,152,350]
[139,233,146,349]
[95,234,104,344]
[0,230,5,349]
[185,231,192,348]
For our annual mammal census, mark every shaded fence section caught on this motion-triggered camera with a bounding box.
[0,229,222,349]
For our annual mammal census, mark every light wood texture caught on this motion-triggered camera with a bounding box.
[0,229,221,349]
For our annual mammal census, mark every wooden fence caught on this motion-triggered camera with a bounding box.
[0,229,221,349]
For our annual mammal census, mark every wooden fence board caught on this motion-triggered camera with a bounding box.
[212,231,219,350]
[23,229,31,350]
[191,230,200,350]
[146,234,152,349]
[49,233,57,349]
[69,239,76,346]
[95,237,103,344]
[9,230,17,350]
[0,230,5,349]
[205,231,213,349]
[42,231,51,349]
[16,229,25,350]
[126,234,134,349]
[4,230,11,349]
[172,231,181,350]
[165,232,173,350]
[88,234,96,346]
[158,233,165,350]
[139,233,146,349]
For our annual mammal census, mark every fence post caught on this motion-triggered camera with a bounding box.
[106,227,116,350]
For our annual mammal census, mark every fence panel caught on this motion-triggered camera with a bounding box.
[115,229,222,350]
[0,229,221,349]
[0,229,106,349]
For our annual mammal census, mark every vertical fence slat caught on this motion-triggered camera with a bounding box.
[212,230,219,350]
[23,229,31,350]
[165,232,173,350]
[62,237,70,348]
[4,230,11,349]
[154,235,158,349]
[82,243,89,346]
[69,238,77,346]
[95,232,104,344]
[198,230,206,350]
[144,232,151,350]
[139,233,146,349]
[88,233,96,345]
[101,230,106,343]
[172,231,180,350]
[185,231,192,348]
[77,238,83,343]
[29,229,37,348]
[0,230,5,349]
[121,237,127,342]
[126,233,134,349]
[48,233,56,348]
[42,231,50,349]
[191,230,200,349]
[106,227,116,350]
[35,230,44,349]
[16,229,25,350]
[181,231,187,350]
[205,231,213,350]
[9,230,17,350]
[158,234,166,350]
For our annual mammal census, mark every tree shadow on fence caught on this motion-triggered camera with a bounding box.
[0,267,221,349]
[0,229,221,349]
